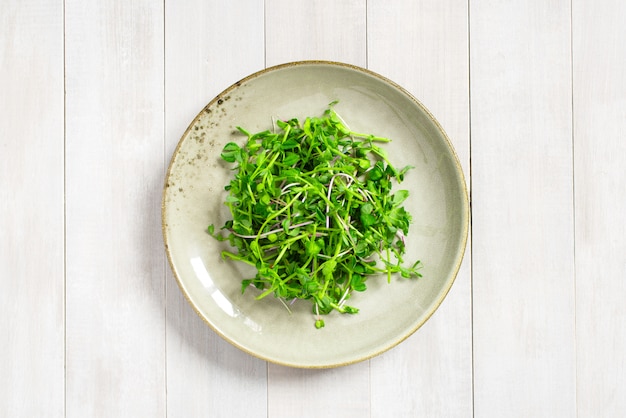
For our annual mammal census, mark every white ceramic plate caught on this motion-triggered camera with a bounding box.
[162,61,469,368]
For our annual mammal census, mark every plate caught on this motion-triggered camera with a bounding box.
[162,61,469,368]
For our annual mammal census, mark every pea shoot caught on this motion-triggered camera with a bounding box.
[209,104,422,329]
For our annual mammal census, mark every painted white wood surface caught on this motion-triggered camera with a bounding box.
[64,0,166,416]
[2,1,626,417]
[265,0,366,67]
[0,1,65,416]
[164,1,267,417]
[470,1,576,416]
[367,1,473,416]
[573,1,626,416]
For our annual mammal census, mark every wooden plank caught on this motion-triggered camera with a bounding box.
[164,1,268,416]
[573,1,626,416]
[367,1,472,416]
[0,1,64,416]
[264,1,370,417]
[267,364,369,417]
[265,0,366,67]
[470,1,576,416]
[64,0,166,416]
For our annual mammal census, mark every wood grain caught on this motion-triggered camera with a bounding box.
[265,0,366,67]
[573,0,626,416]
[367,1,473,416]
[164,1,268,416]
[64,0,166,416]
[470,1,576,416]
[264,1,370,417]
[0,1,64,416]
[268,364,370,418]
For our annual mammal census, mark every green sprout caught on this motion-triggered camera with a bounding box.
[209,104,422,328]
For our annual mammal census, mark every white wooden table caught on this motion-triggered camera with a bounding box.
[2,1,625,416]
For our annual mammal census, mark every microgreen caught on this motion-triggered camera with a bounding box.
[209,104,422,328]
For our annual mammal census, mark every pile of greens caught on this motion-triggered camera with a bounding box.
[209,104,422,328]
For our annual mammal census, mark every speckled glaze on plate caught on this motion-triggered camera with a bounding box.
[162,61,469,368]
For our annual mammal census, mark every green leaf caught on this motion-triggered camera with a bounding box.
[225,195,240,203]
[361,202,374,215]
[367,164,384,181]
[282,152,300,166]
[281,139,299,150]
[306,240,322,257]
[392,190,409,206]
[360,213,377,228]
[322,259,337,278]
[221,142,241,163]
[354,241,370,257]
[342,305,359,314]
[241,279,253,293]
[357,158,371,171]
[350,274,367,292]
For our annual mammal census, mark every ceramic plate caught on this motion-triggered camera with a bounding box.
[162,61,469,368]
